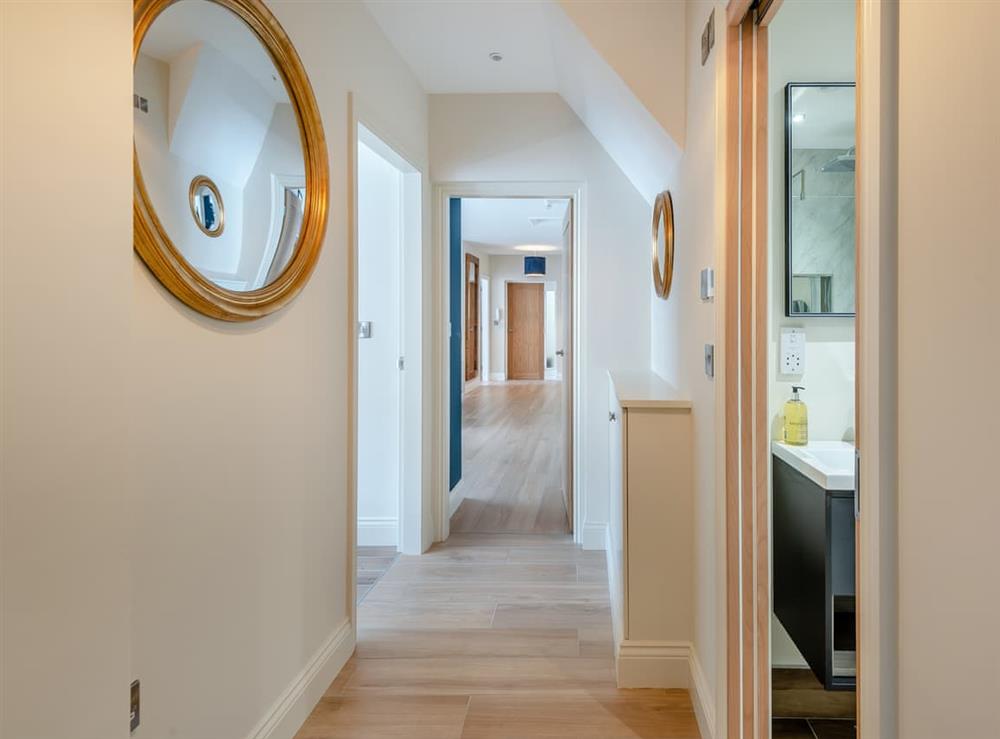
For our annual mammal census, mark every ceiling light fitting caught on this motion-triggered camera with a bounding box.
[488,51,503,62]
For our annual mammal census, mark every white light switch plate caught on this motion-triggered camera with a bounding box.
[780,328,805,375]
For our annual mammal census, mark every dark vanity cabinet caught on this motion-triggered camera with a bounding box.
[773,456,856,690]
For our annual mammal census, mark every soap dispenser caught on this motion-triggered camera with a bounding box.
[783,386,808,446]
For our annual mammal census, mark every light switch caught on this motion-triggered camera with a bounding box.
[700,268,715,301]
[780,328,805,375]
[358,321,372,339]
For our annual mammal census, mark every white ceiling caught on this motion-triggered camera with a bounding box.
[362,0,558,93]
[461,198,569,255]
[140,0,288,101]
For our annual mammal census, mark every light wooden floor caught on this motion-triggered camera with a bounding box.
[450,381,569,535]
[295,534,701,738]
[356,546,399,604]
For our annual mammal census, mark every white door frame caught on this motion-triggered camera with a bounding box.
[856,1,898,736]
[432,182,586,544]
[724,2,897,735]
[348,94,429,636]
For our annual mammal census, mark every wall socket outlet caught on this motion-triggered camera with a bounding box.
[780,328,806,375]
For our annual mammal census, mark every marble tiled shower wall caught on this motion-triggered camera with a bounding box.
[789,148,856,314]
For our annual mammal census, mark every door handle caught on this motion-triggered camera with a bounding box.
[556,349,565,357]
[609,411,617,422]
[854,448,861,520]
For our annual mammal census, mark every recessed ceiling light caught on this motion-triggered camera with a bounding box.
[513,244,559,252]
[792,113,806,123]
[489,51,504,62]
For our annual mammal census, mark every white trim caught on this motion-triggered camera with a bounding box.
[488,372,505,383]
[244,619,354,739]
[433,181,587,546]
[690,646,716,739]
[615,640,691,689]
[255,173,306,290]
[857,2,898,737]
[580,521,607,551]
[357,517,399,547]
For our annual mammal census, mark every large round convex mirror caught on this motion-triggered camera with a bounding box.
[133,0,328,321]
[652,191,675,300]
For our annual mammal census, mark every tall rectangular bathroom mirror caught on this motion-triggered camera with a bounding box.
[785,82,856,317]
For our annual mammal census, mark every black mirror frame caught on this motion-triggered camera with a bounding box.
[784,81,857,318]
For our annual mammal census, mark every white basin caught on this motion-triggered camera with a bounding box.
[772,440,855,491]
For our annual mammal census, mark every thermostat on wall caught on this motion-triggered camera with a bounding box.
[780,328,806,375]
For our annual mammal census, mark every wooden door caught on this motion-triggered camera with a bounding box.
[465,254,479,381]
[506,283,544,380]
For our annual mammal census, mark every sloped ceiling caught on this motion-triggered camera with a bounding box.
[362,0,685,204]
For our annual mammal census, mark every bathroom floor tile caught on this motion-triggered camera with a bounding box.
[772,718,815,738]
[809,718,857,739]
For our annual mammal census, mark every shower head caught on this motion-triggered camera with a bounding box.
[820,146,856,173]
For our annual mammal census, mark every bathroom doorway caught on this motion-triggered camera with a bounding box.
[722,1,887,736]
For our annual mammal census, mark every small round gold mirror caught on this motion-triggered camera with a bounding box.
[133,0,328,321]
[189,176,224,237]
[652,190,675,300]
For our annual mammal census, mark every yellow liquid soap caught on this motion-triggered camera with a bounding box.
[783,386,808,446]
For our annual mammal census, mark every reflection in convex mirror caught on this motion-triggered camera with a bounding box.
[134,0,306,292]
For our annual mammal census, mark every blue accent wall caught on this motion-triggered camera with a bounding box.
[449,198,462,491]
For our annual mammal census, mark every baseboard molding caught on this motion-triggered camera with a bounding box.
[357,517,398,547]
[689,646,716,739]
[616,640,691,688]
[488,372,505,382]
[245,618,355,739]
[580,521,607,550]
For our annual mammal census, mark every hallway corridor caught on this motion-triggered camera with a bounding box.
[450,382,569,535]
[295,534,700,738]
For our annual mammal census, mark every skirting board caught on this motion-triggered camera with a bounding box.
[245,618,355,739]
[488,372,505,382]
[357,517,398,547]
[580,521,607,550]
[689,646,716,739]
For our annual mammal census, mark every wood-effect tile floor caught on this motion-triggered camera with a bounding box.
[295,533,701,738]
[450,382,569,535]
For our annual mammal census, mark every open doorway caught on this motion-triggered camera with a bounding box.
[726,2,860,737]
[447,196,574,536]
[354,122,423,603]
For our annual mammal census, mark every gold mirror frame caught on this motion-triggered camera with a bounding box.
[188,175,225,237]
[133,0,329,321]
[652,190,675,299]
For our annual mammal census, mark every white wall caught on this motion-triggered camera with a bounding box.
[357,140,402,546]
[648,1,729,733]
[130,3,429,739]
[1,3,132,738]
[431,93,651,545]
[897,2,1000,736]
[241,104,306,286]
[767,0,856,443]
[134,52,247,277]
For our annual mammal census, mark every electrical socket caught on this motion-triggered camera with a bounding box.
[780,328,806,375]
